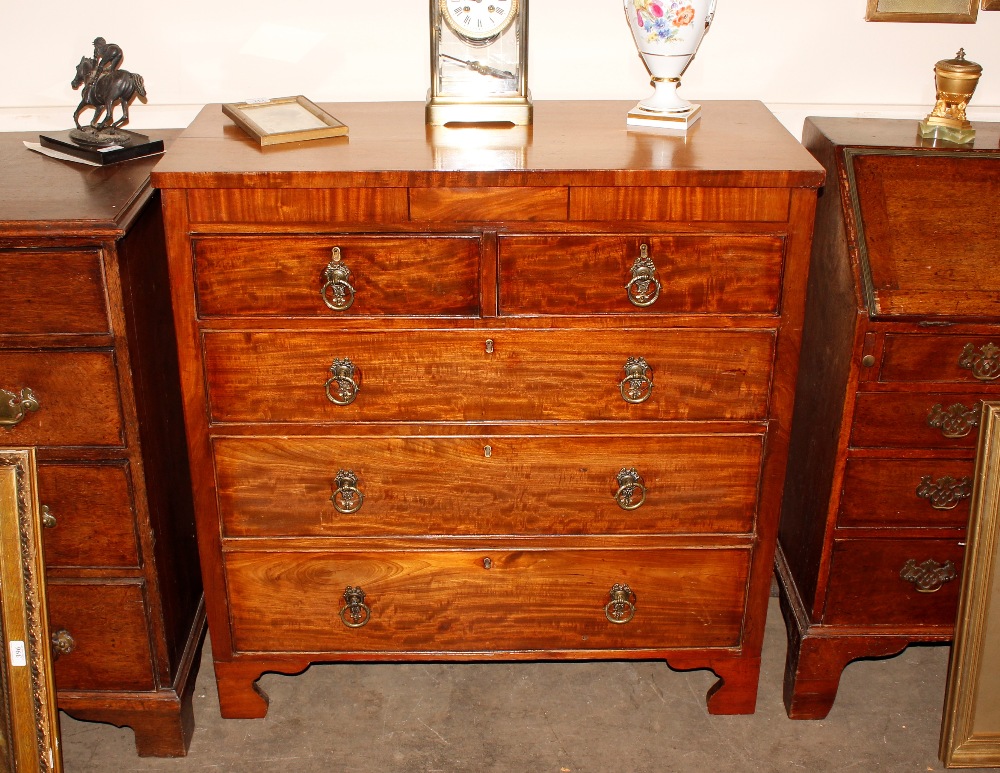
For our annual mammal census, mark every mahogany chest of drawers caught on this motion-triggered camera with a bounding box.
[0,133,204,754]
[777,117,1000,719]
[152,101,822,717]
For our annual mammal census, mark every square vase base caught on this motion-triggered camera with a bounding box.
[917,120,976,145]
[39,130,164,165]
[627,104,702,132]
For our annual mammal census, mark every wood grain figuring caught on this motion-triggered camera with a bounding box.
[880,334,1000,383]
[409,187,568,221]
[224,547,750,653]
[213,434,763,537]
[499,234,784,315]
[850,393,983,449]
[186,188,408,225]
[570,187,790,222]
[194,235,481,317]
[202,329,774,423]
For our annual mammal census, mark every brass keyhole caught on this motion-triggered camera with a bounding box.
[483,557,493,569]
[484,445,492,458]
[485,339,494,354]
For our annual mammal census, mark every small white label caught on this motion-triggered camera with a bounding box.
[244,97,272,105]
[97,145,124,153]
[9,640,27,667]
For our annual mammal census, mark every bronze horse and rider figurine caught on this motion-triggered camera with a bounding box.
[70,37,148,146]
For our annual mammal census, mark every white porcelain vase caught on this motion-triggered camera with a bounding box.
[623,0,718,125]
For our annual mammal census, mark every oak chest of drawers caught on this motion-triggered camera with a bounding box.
[0,132,204,754]
[777,117,1000,719]
[151,100,822,717]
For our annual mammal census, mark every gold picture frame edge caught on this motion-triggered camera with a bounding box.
[940,401,1000,768]
[866,0,979,21]
[221,95,348,147]
[983,0,1000,10]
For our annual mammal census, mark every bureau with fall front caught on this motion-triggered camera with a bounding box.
[151,100,822,717]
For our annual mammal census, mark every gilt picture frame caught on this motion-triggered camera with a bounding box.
[983,0,1000,11]
[865,0,978,22]
[221,96,348,146]
[940,402,1000,768]
[0,448,62,772]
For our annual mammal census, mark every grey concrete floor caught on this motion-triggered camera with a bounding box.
[59,597,994,773]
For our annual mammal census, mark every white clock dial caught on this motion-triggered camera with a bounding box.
[440,0,518,41]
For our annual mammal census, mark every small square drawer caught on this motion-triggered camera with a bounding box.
[498,234,784,315]
[850,393,986,450]
[193,235,481,318]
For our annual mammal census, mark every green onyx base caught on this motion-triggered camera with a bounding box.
[918,120,976,145]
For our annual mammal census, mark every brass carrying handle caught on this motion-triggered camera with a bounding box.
[958,342,1000,381]
[320,247,356,311]
[331,469,364,514]
[605,583,636,624]
[926,401,982,439]
[625,244,661,307]
[619,357,654,404]
[915,475,972,511]
[900,558,957,593]
[340,586,371,628]
[51,629,76,658]
[1,387,40,428]
[615,468,646,510]
[325,358,360,406]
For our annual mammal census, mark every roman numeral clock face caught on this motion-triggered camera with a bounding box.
[440,0,519,41]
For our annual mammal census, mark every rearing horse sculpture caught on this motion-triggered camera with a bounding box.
[71,56,147,132]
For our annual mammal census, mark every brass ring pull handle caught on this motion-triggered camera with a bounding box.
[927,401,982,439]
[958,342,1000,381]
[340,586,371,628]
[915,475,973,511]
[320,247,356,311]
[331,469,364,514]
[605,583,636,624]
[620,357,654,404]
[41,505,57,528]
[1,387,40,428]
[900,558,957,593]
[625,244,661,307]
[615,467,646,510]
[51,629,76,658]
[325,358,360,406]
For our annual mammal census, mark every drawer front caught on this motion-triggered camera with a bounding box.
[498,235,784,315]
[823,538,964,628]
[203,329,774,424]
[0,250,110,335]
[850,393,985,450]
[880,335,1000,384]
[569,187,791,222]
[47,582,155,691]
[194,235,481,318]
[37,462,140,568]
[214,434,763,538]
[838,458,972,530]
[0,351,123,446]
[225,547,751,653]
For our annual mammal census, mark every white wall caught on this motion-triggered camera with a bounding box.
[4,1,999,137]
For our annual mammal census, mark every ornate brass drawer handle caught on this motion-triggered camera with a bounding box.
[51,629,76,658]
[331,469,364,514]
[340,586,371,628]
[605,583,636,624]
[900,558,957,593]
[626,244,661,308]
[615,467,646,510]
[620,357,654,404]
[320,247,356,311]
[1,386,40,428]
[958,342,1000,381]
[926,401,982,439]
[325,358,360,405]
[915,475,973,511]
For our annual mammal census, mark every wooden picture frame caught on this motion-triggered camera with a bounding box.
[865,0,978,22]
[983,0,1000,11]
[221,96,348,146]
[0,448,62,772]
[940,401,1000,767]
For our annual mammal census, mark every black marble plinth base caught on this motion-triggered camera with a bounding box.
[39,129,164,165]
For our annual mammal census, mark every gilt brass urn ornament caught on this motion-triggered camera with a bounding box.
[918,48,983,144]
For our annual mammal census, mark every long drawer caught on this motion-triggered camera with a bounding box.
[850,393,985,450]
[225,546,751,654]
[203,329,774,424]
[214,433,763,537]
[880,335,1000,384]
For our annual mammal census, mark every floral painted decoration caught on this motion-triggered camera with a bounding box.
[633,0,697,43]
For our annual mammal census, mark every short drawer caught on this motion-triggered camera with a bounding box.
[193,235,481,318]
[850,393,984,450]
[498,235,784,315]
[214,433,763,537]
[36,462,140,569]
[0,250,110,335]
[823,538,964,628]
[203,329,774,424]
[880,335,1000,384]
[225,546,751,654]
[0,351,123,446]
[47,582,155,691]
[838,458,972,530]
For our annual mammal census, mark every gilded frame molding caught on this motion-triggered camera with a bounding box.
[940,402,1000,767]
[865,0,978,22]
[983,0,1000,10]
[0,448,62,772]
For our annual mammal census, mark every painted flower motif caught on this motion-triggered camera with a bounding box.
[672,5,696,26]
[632,0,695,40]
